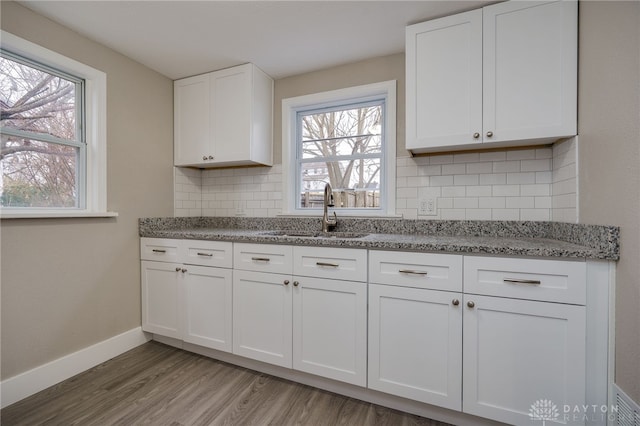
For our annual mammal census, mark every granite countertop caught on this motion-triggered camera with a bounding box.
[139,217,620,261]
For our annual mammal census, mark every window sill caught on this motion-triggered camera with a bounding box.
[0,211,119,219]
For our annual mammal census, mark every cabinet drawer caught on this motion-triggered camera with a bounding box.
[369,250,463,292]
[293,246,367,282]
[183,240,232,268]
[233,243,293,274]
[140,238,182,263]
[464,256,586,305]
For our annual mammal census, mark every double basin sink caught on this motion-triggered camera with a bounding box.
[260,230,369,239]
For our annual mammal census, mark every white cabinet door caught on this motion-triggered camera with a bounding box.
[406,9,483,150]
[292,277,367,386]
[368,284,462,410]
[463,294,586,425]
[183,265,233,352]
[174,74,211,166]
[210,65,251,163]
[232,270,293,368]
[141,260,182,339]
[483,0,577,143]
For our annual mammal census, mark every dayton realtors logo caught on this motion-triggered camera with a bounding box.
[529,399,626,424]
[529,399,560,425]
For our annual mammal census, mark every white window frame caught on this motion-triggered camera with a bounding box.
[282,80,397,217]
[0,31,114,219]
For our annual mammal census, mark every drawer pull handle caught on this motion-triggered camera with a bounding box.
[503,278,541,285]
[152,249,167,253]
[399,269,428,276]
[316,262,339,268]
[251,257,271,262]
[197,252,213,257]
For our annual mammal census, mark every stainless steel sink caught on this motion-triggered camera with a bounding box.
[261,230,369,239]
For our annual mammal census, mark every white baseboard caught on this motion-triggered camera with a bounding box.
[1,327,151,409]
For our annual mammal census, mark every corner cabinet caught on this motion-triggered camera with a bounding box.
[406,0,577,153]
[174,63,273,168]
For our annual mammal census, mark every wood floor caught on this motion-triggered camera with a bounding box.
[1,341,452,426]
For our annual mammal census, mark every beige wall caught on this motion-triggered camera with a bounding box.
[274,53,407,163]
[0,2,174,379]
[578,2,640,402]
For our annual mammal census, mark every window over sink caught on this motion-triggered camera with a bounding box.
[282,81,396,216]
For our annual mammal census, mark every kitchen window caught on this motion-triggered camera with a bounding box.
[282,81,396,216]
[0,31,110,218]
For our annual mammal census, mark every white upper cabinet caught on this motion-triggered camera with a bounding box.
[406,10,483,151]
[406,0,577,153]
[174,63,273,167]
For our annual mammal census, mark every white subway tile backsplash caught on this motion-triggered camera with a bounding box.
[479,173,507,185]
[442,186,466,197]
[466,162,493,174]
[442,163,466,175]
[506,149,537,160]
[493,161,521,173]
[430,175,455,187]
[453,174,479,186]
[453,152,480,163]
[174,141,576,222]
[466,209,492,220]
[521,159,552,172]
[492,209,520,220]
[453,197,479,209]
[418,165,442,176]
[479,151,507,162]
[493,185,520,197]
[521,184,550,197]
[506,172,536,185]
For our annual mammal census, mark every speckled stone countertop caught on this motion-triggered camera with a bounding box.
[139,217,620,260]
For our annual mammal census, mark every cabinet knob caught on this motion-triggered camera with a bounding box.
[473,132,480,139]
[202,155,208,160]
[175,267,181,272]
[293,281,299,287]
[284,280,290,286]
[467,301,475,308]
[208,155,214,160]
[486,131,493,138]
[181,268,187,273]
[452,299,460,306]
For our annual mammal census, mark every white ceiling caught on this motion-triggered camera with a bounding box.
[19,1,494,81]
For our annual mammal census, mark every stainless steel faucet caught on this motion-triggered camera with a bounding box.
[322,182,337,232]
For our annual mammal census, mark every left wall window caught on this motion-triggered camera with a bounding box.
[0,31,110,218]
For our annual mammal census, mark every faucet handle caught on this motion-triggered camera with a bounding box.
[328,194,335,207]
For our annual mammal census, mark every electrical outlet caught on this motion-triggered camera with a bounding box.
[418,196,437,216]
[235,207,246,216]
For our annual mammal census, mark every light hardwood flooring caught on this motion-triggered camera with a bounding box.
[1,341,452,426]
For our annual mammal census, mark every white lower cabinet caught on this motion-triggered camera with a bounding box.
[232,243,367,386]
[232,270,293,367]
[293,276,367,386]
[140,238,233,352]
[368,284,462,410]
[183,265,233,352]
[462,294,586,425]
[141,260,183,340]
[142,239,606,426]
